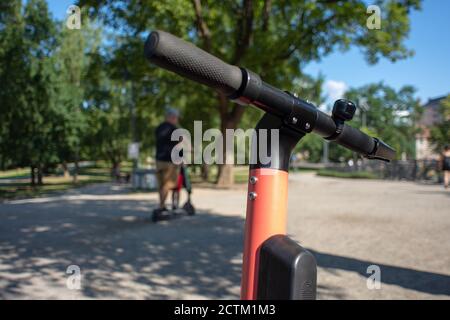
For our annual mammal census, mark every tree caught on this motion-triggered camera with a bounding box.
[79,0,421,185]
[52,15,101,182]
[0,0,59,185]
[83,79,132,174]
[23,0,61,184]
[0,1,27,170]
[429,95,450,152]
[344,83,421,160]
[81,39,133,174]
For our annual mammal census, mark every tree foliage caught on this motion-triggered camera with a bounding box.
[0,0,423,185]
[0,0,59,183]
[429,95,450,152]
[345,82,421,160]
[0,1,98,183]
[78,0,421,184]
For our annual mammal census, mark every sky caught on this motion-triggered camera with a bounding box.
[48,0,449,104]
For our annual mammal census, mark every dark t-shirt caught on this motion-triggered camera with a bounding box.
[155,121,178,162]
[443,155,450,171]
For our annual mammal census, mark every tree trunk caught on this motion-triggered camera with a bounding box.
[216,118,236,186]
[352,153,358,172]
[31,166,36,186]
[73,160,79,183]
[216,163,234,186]
[62,162,70,179]
[73,147,79,184]
[215,93,244,187]
[37,164,43,185]
[201,163,209,181]
[191,0,252,186]
[111,161,121,182]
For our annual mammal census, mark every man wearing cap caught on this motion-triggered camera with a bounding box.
[154,108,181,212]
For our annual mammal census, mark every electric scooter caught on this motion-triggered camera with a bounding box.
[152,165,195,223]
[172,165,195,214]
[144,30,396,299]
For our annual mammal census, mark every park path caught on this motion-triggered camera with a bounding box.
[0,173,449,299]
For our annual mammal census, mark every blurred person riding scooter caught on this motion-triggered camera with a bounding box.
[441,145,450,189]
[154,108,182,213]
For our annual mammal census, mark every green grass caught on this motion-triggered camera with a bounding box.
[0,168,30,179]
[78,166,111,176]
[0,175,111,200]
[316,169,379,180]
[0,163,115,201]
[0,160,138,200]
[290,167,319,173]
[234,168,249,184]
[189,166,250,185]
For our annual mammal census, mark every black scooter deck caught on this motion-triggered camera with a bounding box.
[152,205,195,223]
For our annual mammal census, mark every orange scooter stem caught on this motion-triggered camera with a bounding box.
[241,168,289,299]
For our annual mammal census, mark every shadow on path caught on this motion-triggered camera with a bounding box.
[312,250,450,297]
[0,183,449,299]
[0,184,243,299]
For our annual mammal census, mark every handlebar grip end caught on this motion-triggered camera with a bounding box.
[367,138,396,162]
[144,31,160,60]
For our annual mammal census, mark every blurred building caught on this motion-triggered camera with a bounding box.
[415,96,446,160]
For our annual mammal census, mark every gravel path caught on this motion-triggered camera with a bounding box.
[0,173,449,299]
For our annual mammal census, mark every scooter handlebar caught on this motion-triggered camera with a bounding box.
[144,30,396,162]
[334,125,376,157]
[144,30,242,96]
[334,125,395,161]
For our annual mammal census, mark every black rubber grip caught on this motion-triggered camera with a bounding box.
[334,124,376,156]
[144,30,242,96]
